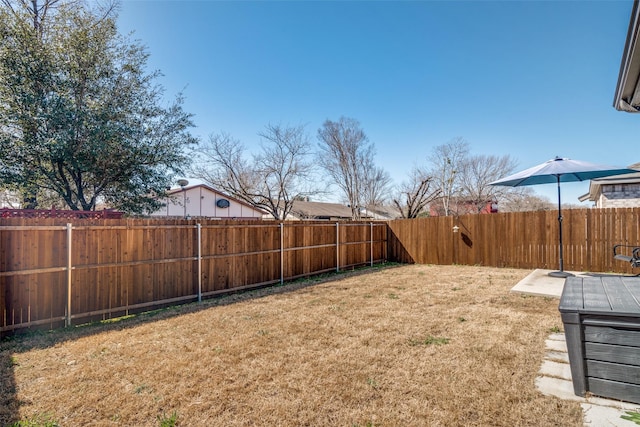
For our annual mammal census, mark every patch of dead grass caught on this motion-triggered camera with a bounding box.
[0,264,582,426]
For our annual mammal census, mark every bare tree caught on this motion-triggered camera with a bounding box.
[0,186,20,208]
[362,163,393,207]
[317,117,384,220]
[498,187,554,212]
[459,154,518,213]
[428,137,469,216]
[192,124,315,220]
[393,167,441,218]
[1,0,61,35]
[255,124,316,218]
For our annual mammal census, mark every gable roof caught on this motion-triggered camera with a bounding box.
[288,200,370,220]
[165,183,268,214]
[363,205,403,219]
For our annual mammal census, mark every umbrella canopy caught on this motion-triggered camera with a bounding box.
[490,157,638,277]
[489,157,638,187]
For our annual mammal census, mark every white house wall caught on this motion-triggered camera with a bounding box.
[149,186,263,219]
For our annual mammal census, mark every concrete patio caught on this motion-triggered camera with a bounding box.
[511,269,640,426]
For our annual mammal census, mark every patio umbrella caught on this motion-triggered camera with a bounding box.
[490,156,638,278]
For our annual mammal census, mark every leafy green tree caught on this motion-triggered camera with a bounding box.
[0,0,196,213]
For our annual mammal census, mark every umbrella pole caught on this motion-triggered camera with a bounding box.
[549,175,573,278]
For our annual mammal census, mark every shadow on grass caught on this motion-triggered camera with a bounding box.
[0,348,18,425]
[0,262,401,425]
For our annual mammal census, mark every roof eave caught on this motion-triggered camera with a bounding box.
[578,193,591,203]
[614,0,640,112]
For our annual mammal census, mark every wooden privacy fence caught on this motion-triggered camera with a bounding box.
[387,208,640,274]
[0,219,387,337]
[5,207,640,338]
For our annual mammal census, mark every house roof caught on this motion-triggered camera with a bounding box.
[364,205,403,219]
[166,183,268,214]
[578,166,640,202]
[614,0,640,112]
[289,200,369,220]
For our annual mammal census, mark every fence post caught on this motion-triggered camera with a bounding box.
[66,223,72,327]
[336,222,340,272]
[280,222,284,285]
[197,223,202,302]
[370,222,374,266]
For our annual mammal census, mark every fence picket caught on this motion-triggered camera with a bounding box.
[1,219,386,336]
[5,209,640,337]
[386,208,640,274]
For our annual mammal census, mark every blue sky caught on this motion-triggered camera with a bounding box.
[117,0,640,205]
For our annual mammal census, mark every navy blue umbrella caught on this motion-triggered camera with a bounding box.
[490,157,638,277]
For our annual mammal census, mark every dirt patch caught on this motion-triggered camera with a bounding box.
[0,264,582,426]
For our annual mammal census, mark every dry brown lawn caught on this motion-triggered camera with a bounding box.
[0,264,583,426]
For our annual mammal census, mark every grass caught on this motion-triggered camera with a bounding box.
[8,414,59,427]
[0,264,583,426]
[157,411,178,427]
[622,409,640,425]
[407,335,450,346]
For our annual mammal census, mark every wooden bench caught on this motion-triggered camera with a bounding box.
[559,276,640,404]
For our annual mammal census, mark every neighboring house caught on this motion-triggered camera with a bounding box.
[578,167,640,208]
[362,205,403,220]
[271,200,373,221]
[614,0,640,112]
[588,7,640,208]
[429,199,498,216]
[149,183,266,219]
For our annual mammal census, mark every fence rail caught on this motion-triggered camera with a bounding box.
[5,208,640,338]
[1,219,387,337]
[387,208,640,274]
